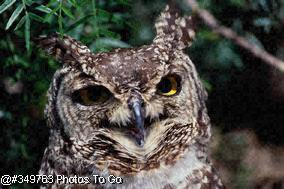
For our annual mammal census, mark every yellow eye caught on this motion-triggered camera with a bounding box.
[74,86,111,106]
[157,75,181,96]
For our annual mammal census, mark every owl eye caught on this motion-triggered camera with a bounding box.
[73,86,111,106]
[157,75,181,96]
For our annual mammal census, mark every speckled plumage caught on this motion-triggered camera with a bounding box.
[38,5,224,189]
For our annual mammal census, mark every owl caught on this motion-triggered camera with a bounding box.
[37,5,224,189]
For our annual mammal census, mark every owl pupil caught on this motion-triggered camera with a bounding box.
[89,88,100,100]
[159,78,172,93]
[73,86,111,105]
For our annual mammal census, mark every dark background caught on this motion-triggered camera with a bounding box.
[0,0,284,188]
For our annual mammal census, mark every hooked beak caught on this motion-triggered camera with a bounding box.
[129,99,146,147]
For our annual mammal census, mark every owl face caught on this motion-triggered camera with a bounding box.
[39,5,209,176]
[57,45,195,144]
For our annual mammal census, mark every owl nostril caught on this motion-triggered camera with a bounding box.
[140,101,145,108]
[127,90,143,107]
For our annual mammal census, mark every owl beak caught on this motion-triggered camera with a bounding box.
[129,99,146,147]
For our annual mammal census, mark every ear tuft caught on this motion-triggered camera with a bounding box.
[154,5,195,50]
[36,33,91,66]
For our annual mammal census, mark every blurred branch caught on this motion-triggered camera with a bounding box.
[185,0,284,72]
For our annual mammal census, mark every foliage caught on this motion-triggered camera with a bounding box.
[0,0,284,188]
[0,1,135,187]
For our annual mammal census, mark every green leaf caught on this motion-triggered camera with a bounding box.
[25,13,30,51]
[229,0,245,7]
[29,12,45,23]
[253,17,271,27]
[46,6,60,17]
[253,17,272,32]
[201,79,212,91]
[25,0,34,6]
[14,15,25,31]
[97,9,111,19]
[5,4,24,30]
[258,0,270,12]
[13,54,29,68]
[99,28,120,38]
[94,37,130,48]
[58,9,63,35]
[65,14,93,32]
[68,0,78,7]
[0,0,16,14]
[62,6,74,19]
[116,0,131,6]
[245,33,264,50]
[43,6,60,23]
[35,5,53,14]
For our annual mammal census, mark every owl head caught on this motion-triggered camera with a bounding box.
[38,5,210,175]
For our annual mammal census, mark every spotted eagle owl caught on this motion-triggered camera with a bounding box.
[38,5,224,189]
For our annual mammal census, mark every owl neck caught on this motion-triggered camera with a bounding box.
[41,119,211,177]
[41,131,215,189]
